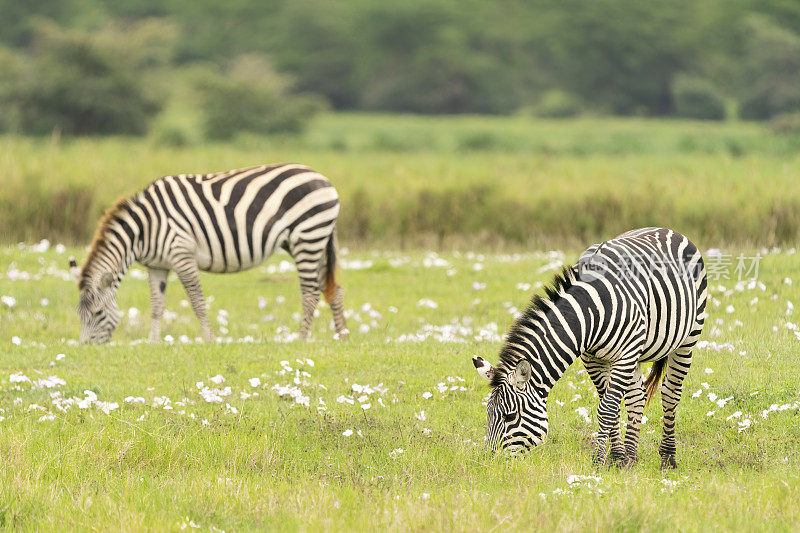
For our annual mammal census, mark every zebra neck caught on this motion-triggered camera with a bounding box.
[82,215,139,288]
[509,287,596,392]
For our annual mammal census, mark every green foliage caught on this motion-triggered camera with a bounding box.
[0,21,164,135]
[355,1,525,114]
[532,90,582,119]
[150,125,193,148]
[457,131,502,151]
[738,17,800,120]
[197,56,326,140]
[769,111,800,135]
[541,0,696,115]
[672,76,726,120]
[3,2,800,119]
[270,0,362,109]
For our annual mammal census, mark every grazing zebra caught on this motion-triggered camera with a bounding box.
[69,163,348,344]
[473,227,707,469]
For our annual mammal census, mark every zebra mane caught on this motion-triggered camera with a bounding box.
[491,265,577,388]
[79,196,133,290]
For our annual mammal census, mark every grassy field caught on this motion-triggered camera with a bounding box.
[3,114,800,247]
[1,242,799,530]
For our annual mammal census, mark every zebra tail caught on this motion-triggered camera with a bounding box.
[323,229,339,302]
[644,358,667,406]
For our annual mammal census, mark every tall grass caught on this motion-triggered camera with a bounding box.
[2,114,800,248]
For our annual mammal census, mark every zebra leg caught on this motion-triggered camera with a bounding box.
[325,283,347,339]
[659,347,693,470]
[622,364,646,466]
[592,356,637,467]
[173,255,213,342]
[320,233,347,338]
[147,268,168,343]
[295,257,322,340]
[583,358,624,466]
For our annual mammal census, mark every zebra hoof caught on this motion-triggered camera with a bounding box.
[609,450,627,468]
[621,454,639,468]
[334,328,350,340]
[591,452,605,469]
[660,454,678,470]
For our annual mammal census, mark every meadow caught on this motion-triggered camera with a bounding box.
[1,115,800,531]
[3,113,800,247]
[1,242,799,531]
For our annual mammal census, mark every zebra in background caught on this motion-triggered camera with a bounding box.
[69,163,348,344]
[473,227,707,469]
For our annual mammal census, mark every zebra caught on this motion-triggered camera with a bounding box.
[69,163,348,344]
[472,227,707,469]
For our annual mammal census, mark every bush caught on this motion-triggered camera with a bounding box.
[150,125,193,148]
[737,18,800,120]
[532,91,582,119]
[0,21,163,135]
[198,56,327,140]
[740,86,800,121]
[457,131,501,151]
[769,112,800,136]
[672,76,726,120]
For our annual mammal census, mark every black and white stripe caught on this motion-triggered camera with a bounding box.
[473,227,707,469]
[72,163,348,343]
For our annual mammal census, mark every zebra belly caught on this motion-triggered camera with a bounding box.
[194,243,276,273]
[138,257,172,270]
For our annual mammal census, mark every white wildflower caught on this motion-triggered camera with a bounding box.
[417,299,438,309]
[575,406,592,424]
[10,371,31,384]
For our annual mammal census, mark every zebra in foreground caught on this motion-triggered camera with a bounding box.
[473,227,707,469]
[70,163,348,344]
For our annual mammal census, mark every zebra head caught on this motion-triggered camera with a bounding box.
[473,355,548,454]
[71,258,120,344]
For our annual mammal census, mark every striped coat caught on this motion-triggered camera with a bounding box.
[474,227,707,469]
[71,163,348,343]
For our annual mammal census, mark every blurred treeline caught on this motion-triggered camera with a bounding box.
[2,0,800,138]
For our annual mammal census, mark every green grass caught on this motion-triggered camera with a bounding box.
[1,244,799,530]
[3,114,800,246]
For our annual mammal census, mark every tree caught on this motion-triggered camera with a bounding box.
[197,55,326,140]
[672,76,726,120]
[0,20,165,135]
[737,17,800,119]
[540,0,698,115]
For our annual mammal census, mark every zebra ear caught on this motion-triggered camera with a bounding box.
[69,257,80,283]
[472,355,496,382]
[99,272,115,290]
[511,360,532,391]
